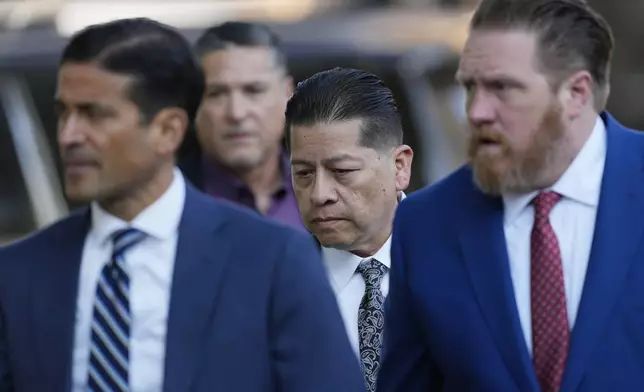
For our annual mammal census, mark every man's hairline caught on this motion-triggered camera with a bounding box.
[287,117,399,154]
[466,25,601,95]
[197,43,287,75]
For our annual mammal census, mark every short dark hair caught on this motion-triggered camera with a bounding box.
[471,0,613,109]
[60,17,204,123]
[285,67,403,151]
[194,21,286,69]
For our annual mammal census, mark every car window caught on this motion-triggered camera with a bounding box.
[0,90,37,244]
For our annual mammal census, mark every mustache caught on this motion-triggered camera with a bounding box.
[470,128,508,144]
[467,128,511,160]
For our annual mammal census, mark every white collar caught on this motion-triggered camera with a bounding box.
[89,168,186,245]
[322,236,392,292]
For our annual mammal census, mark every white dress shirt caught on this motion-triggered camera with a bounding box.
[72,168,186,392]
[503,117,606,354]
[321,192,405,357]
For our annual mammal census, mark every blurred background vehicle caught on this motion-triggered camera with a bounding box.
[0,0,638,243]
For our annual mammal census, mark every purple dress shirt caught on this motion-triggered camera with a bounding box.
[202,154,306,231]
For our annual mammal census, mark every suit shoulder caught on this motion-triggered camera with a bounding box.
[400,165,473,214]
[622,125,644,146]
[193,192,308,242]
[0,209,88,259]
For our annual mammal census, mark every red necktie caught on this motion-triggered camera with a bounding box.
[530,191,569,392]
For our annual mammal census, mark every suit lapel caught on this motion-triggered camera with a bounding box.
[312,234,321,252]
[33,210,88,390]
[459,183,540,392]
[163,186,233,392]
[560,114,644,392]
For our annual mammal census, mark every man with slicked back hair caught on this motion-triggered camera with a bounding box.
[286,67,413,392]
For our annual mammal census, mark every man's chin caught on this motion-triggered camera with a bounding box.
[220,152,264,171]
[471,162,508,195]
[314,233,354,251]
[64,185,99,204]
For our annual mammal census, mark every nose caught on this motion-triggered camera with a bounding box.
[467,89,496,126]
[310,172,338,206]
[57,114,87,149]
[226,92,250,122]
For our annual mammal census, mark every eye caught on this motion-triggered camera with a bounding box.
[332,169,357,176]
[489,81,508,91]
[245,85,266,95]
[294,169,313,178]
[462,81,475,92]
[206,87,227,99]
[85,107,106,121]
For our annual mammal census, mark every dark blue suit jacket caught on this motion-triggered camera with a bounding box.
[378,112,644,391]
[0,184,364,392]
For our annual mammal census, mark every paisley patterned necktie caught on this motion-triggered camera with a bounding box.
[356,258,388,392]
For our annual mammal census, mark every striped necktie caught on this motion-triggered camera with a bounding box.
[87,228,146,391]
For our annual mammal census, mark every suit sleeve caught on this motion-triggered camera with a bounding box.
[0,257,14,392]
[377,207,443,391]
[269,231,365,392]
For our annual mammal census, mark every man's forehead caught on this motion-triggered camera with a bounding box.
[457,29,539,78]
[201,46,282,80]
[291,120,363,145]
[289,120,382,166]
[56,62,132,102]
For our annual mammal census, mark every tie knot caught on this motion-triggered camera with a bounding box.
[356,258,387,288]
[112,228,146,258]
[532,191,562,219]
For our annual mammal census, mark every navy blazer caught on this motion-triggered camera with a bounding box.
[0,184,364,392]
[378,112,644,392]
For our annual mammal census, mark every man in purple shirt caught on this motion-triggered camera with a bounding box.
[179,21,304,230]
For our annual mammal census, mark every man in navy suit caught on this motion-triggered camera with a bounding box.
[0,18,363,392]
[378,1,644,391]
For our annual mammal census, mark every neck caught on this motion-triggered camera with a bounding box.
[350,224,393,258]
[349,195,401,257]
[99,164,175,222]
[546,111,597,187]
[238,149,283,197]
[569,111,597,154]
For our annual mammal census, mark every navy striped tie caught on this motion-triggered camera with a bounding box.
[87,228,146,391]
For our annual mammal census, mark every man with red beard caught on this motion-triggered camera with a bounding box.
[378,1,644,392]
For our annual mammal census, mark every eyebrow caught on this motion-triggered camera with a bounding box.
[206,77,272,88]
[291,154,363,166]
[456,73,524,87]
[53,98,115,115]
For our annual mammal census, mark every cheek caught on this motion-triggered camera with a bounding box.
[343,177,388,215]
[106,131,155,175]
[199,103,225,127]
[293,193,310,214]
[292,185,308,203]
[257,97,286,135]
[498,109,542,151]
[197,109,229,147]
